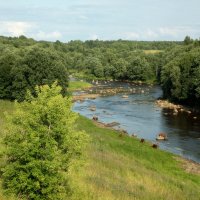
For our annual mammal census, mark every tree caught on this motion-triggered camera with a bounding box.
[161,46,200,105]
[127,56,151,81]
[184,36,193,45]
[104,64,115,78]
[112,58,128,79]
[11,47,69,101]
[85,57,104,78]
[1,82,89,200]
[0,49,19,99]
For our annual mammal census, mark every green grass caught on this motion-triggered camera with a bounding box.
[68,81,92,92]
[70,116,200,200]
[0,100,16,200]
[0,101,199,200]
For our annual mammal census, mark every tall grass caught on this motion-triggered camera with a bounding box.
[70,116,200,200]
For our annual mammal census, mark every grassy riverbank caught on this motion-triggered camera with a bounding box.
[68,81,92,92]
[0,101,200,200]
[70,116,200,200]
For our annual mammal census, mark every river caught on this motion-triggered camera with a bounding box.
[73,81,200,163]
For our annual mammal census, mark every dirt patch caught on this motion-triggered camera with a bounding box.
[175,157,200,175]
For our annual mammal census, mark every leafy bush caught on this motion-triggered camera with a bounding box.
[1,82,89,199]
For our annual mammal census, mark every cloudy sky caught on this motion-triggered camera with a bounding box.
[0,0,200,41]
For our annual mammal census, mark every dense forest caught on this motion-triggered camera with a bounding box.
[0,35,200,105]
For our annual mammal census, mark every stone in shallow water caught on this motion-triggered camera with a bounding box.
[105,122,120,127]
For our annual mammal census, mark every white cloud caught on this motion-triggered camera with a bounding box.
[159,27,180,37]
[90,34,99,40]
[145,29,158,38]
[124,32,140,40]
[0,21,35,36]
[34,31,62,40]
[158,26,200,37]
[123,26,200,41]
[124,30,158,40]
[0,20,62,41]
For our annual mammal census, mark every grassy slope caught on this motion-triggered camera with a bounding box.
[0,101,16,200]
[0,101,200,200]
[71,116,200,200]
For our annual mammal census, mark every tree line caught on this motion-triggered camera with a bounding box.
[0,35,200,106]
[0,35,179,101]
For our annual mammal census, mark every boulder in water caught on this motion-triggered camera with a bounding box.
[156,132,168,140]
[92,115,98,121]
[89,105,96,111]
[105,122,120,127]
[152,143,159,149]
[122,95,128,98]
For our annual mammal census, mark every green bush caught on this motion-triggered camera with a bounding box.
[1,82,89,200]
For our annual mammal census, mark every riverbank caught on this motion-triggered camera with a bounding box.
[89,117,200,175]
[73,80,200,162]
[72,80,154,102]
[156,99,199,117]
[70,71,156,85]
[68,80,92,92]
[0,99,200,199]
[70,115,200,200]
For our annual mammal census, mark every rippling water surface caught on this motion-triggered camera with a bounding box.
[73,82,200,163]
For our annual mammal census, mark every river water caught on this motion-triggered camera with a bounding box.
[73,81,200,163]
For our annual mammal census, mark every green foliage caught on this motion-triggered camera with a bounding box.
[0,49,19,99]
[1,83,89,200]
[1,35,200,106]
[0,35,181,89]
[161,45,200,105]
[0,44,68,101]
[112,58,128,79]
[85,57,104,78]
[127,56,152,81]
[184,36,193,45]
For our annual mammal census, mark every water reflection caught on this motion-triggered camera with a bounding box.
[73,83,200,163]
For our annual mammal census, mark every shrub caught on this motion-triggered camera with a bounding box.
[1,82,89,200]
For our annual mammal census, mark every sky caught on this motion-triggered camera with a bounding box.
[0,0,200,42]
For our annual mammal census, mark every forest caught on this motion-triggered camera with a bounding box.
[0,35,200,105]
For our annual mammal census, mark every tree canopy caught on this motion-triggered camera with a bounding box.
[161,44,200,105]
[0,42,68,101]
